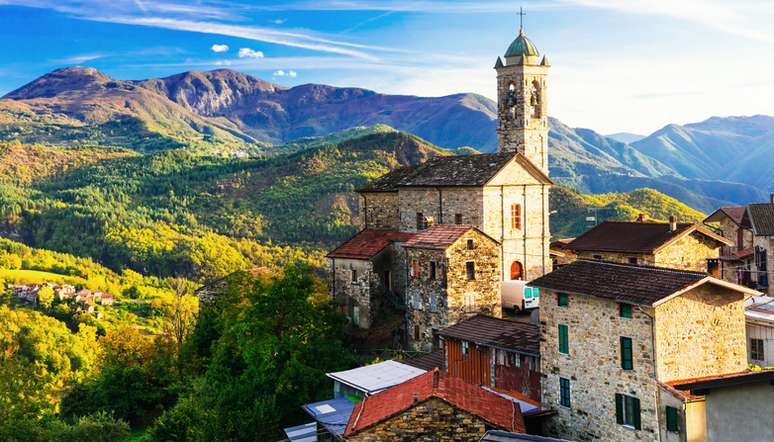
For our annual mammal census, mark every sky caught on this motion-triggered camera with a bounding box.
[1,0,773,135]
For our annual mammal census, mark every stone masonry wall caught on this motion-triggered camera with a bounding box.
[754,236,774,296]
[654,233,719,272]
[330,257,377,328]
[405,247,449,351]
[347,397,491,442]
[398,187,485,232]
[540,289,660,441]
[653,284,747,382]
[361,192,400,230]
[574,251,655,267]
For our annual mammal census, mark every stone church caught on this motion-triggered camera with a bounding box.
[327,27,553,350]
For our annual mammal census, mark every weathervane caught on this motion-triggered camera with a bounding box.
[518,7,526,33]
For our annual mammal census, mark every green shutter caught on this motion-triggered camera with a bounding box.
[632,397,641,430]
[558,324,569,354]
[621,337,633,370]
[666,406,679,432]
[620,303,632,318]
[558,292,568,306]
[615,394,624,425]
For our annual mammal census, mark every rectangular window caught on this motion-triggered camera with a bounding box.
[615,394,642,430]
[593,255,603,260]
[429,261,437,280]
[429,292,437,312]
[513,353,521,368]
[558,324,569,355]
[511,204,522,230]
[461,340,468,354]
[466,261,475,280]
[455,213,463,225]
[466,239,474,250]
[416,212,425,230]
[352,305,360,326]
[666,406,680,433]
[620,337,633,370]
[414,325,420,341]
[559,378,571,407]
[558,292,569,307]
[411,259,420,279]
[464,293,476,311]
[351,269,358,282]
[628,257,638,264]
[620,303,632,319]
[751,338,765,361]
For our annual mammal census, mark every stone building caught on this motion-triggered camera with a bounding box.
[530,260,758,442]
[563,219,732,274]
[704,206,755,285]
[343,369,526,441]
[327,229,414,328]
[742,201,774,296]
[403,225,502,350]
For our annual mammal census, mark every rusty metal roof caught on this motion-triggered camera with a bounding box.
[437,314,540,356]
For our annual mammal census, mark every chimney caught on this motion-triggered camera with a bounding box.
[770,193,774,204]
[669,215,677,232]
[636,213,644,223]
[432,369,440,389]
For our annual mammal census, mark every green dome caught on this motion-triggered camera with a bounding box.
[505,31,539,58]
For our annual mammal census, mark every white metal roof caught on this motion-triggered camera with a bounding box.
[746,295,774,325]
[326,360,426,395]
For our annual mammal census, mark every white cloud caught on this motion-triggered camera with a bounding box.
[273,69,298,78]
[272,18,286,25]
[214,60,232,66]
[52,52,108,64]
[211,44,229,53]
[238,48,264,59]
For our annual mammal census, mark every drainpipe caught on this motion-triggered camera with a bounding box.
[638,305,662,441]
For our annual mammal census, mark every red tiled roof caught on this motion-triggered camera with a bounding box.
[404,225,498,250]
[344,369,525,436]
[327,229,415,260]
[566,221,731,254]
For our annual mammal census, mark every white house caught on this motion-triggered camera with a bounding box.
[745,295,774,367]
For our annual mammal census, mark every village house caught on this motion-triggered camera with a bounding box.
[343,369,526,441]
[742,200,774,296]
[327,359,426,401]
[674,370,774,442]
[562,218,731,274]
[530,259,758,442]
[744,295,774,367]
[433,314,542,402]
[327,25,555,340]
[403,225,502,351]
[12,283,77,305]
[704,206,755,285]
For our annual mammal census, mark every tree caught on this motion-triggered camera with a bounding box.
[162,278,198,376]
[37,286,55,309]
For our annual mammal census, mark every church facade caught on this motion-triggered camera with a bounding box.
[327,27,553,350]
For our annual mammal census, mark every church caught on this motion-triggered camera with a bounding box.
[327,26,553,351]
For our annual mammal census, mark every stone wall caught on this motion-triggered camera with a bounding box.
[330,257,377,328]
[754,236,774,296]
[347,397,491,442]
[574,250,655,267]
[361,191,400,230]
[405,247,449,351]
[398,187,485,232]
[654,233,720,272]
[653,283,747,382]
[540,289,660,441]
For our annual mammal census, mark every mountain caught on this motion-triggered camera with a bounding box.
[606,132,645,144]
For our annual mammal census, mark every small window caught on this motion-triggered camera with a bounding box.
[513,353,521,368]
[464,293,476,311]
[351,269,358,282]
[461,340,468,354]
[751,338,765,361]
[558,292,568,307]
[416,212,425,230]
[559,378,571,408]
[352,305,360,326]
[429,292,437,312]
[615,394,641,430]
[429,261,437,280]
[466,261,475,280]
[558,324,569,355]
[620,303,632,319]
[666,406,680,433]
[466,239,474,250]
[511,204,522,230]
[593,255,603,260]
[628,257,638,264]
[454,213,463,225]
[414,325,420,341]
[620,337,633,370]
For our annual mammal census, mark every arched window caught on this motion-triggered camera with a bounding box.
[510,261,523,280]
[506,83,518,119]
[530,80,542,118]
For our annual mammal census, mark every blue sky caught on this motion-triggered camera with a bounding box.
[1,0,773,134]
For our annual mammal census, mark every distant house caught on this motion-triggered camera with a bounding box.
[548,239,575,268]
[434,314,542,402]
[704,206,755,285]
[403,225,502,351]
[99,293,114,306]
[745,295,774,367]
[12,284,41,304]
[530,259,758,442]
[742,201,774,296]
[343,369,526,441]
[674,370,774,442]
[55,284,76,301]
[564,218,732,274]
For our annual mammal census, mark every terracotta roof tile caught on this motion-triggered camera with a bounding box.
[529,260,708,306]
[566,221,730,254]
[437,315,540,356]
[327,229,415,260]
[344,369,525,436]
[404,225,498,250]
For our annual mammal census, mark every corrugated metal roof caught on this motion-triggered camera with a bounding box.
[302,398,356,438]
[283,422,317,442]
[326,360,426,395]
[745,295,774,324]
[437,314,540,356]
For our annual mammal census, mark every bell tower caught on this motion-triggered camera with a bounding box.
[495,12,550,173]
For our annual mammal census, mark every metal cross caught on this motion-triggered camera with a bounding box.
[518,7,526,32]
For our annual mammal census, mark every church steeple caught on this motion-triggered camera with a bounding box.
[494,12,550,173]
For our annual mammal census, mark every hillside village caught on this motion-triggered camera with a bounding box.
[280,25,774,442]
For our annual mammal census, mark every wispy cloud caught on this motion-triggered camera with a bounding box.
[238,48,264,59]
[272,18,286,25]
[211,44,229,53]
[51,52,108,64]
[273,69,297,78]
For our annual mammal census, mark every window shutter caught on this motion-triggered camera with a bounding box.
[632,397,641,430]
[666,406,679,432]
[558,324,569,354]
[620,337,633,370]
[615,394,624,425]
